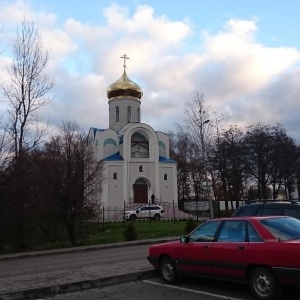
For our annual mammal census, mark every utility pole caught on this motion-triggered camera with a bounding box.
[200,119,213,219]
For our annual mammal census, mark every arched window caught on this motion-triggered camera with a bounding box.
[116,106,119,123]
[113,172,117,179]
[128,106,132,122]
[164,174,168,180]
[131,132,149,158]
[139,165,143,172]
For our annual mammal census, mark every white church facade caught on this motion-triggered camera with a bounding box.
[88,56,177,209]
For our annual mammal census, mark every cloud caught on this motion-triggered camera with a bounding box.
[0,0,35,24]
[104,4,191,45]
[1,2,300,144]
[201,19,299,94]
[193,19,300,140]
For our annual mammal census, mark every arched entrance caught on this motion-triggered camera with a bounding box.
[133,178,148,203]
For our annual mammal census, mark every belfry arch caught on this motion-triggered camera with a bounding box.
[131,132,149,158]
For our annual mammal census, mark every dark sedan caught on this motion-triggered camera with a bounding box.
[147,216,300,300]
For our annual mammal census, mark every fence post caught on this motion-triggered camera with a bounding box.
[173,199,176,224]
[102,206,105,231]
[149,201,152,226]
[124,200,126,228]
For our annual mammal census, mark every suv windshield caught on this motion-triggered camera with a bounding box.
[234,205,261,216]
[232,201,300,221]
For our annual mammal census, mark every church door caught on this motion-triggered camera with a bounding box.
[133,179,148,203]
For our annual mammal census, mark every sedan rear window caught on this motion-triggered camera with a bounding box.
[260,217,300,241]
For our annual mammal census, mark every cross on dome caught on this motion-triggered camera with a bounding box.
[106,54,143,100]
[120,54,129,71]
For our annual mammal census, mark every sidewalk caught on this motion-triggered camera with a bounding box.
[0,237,178,300]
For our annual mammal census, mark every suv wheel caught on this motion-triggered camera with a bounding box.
[129,214,136,221]
[153,213,160,221]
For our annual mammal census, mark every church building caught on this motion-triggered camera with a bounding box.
[88,55,177,209]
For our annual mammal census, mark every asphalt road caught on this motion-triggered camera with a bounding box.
[0,244,150,277]
[46,277,300,300]
[2,242,300,300]
[39,278,254,300]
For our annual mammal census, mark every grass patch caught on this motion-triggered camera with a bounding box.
[80,220,197,246]
[1,220,203,254]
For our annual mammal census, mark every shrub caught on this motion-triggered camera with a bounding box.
[184,218,197,235]
[123,221,138,241]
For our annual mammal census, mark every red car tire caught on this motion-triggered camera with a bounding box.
[160,256,177,284]
[249,267,282,300]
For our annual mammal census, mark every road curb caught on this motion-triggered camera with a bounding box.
[0,237,180,261]
[0,269,157,300]
[0,237,175,299]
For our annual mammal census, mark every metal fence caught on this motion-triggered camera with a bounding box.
[99,201,198,222]
[98,200,239,222]
[0,200,240,254]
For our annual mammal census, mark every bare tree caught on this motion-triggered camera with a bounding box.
[212,125,247,208]
[0,119,16,249]
[184,91,212,150]
[184,91,214,217]
[268,125,297,199]
[169,128,194,204]
[1,19,54,158]
[0,19,53,250]
[42,121,104,245]
[296,147,300,200]
[0,119,13,189]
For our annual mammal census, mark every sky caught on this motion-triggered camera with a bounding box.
[1,0,300,143]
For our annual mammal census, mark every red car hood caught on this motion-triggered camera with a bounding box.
[152,240,180,247]
[149,240,181,254]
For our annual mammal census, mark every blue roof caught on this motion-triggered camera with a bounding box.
[103,154,175,163]
[91,127,105,139]
[103,152,124,161]
[159,156,176,163]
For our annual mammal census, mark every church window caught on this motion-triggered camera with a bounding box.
[128,106,132,122]
[139,165,143,172]
[116,107,119,123]
[113,172,117,179]
[131,132,149,158]
[164,174,168,180]
[159,141,166,157]
[137,108,140,122]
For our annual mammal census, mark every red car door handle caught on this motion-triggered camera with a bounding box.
[238,246,245,250]
[204,245,210,249]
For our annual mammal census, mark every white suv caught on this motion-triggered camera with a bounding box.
[125,205,164,221]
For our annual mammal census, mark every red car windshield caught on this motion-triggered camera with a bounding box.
[260,217,300,241]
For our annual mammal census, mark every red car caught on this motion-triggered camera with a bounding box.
[147,216,300,300]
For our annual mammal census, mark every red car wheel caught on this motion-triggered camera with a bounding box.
[160,256,177,284]
[249,267,282,300]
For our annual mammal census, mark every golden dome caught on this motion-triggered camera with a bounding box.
[107,70,143,100]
